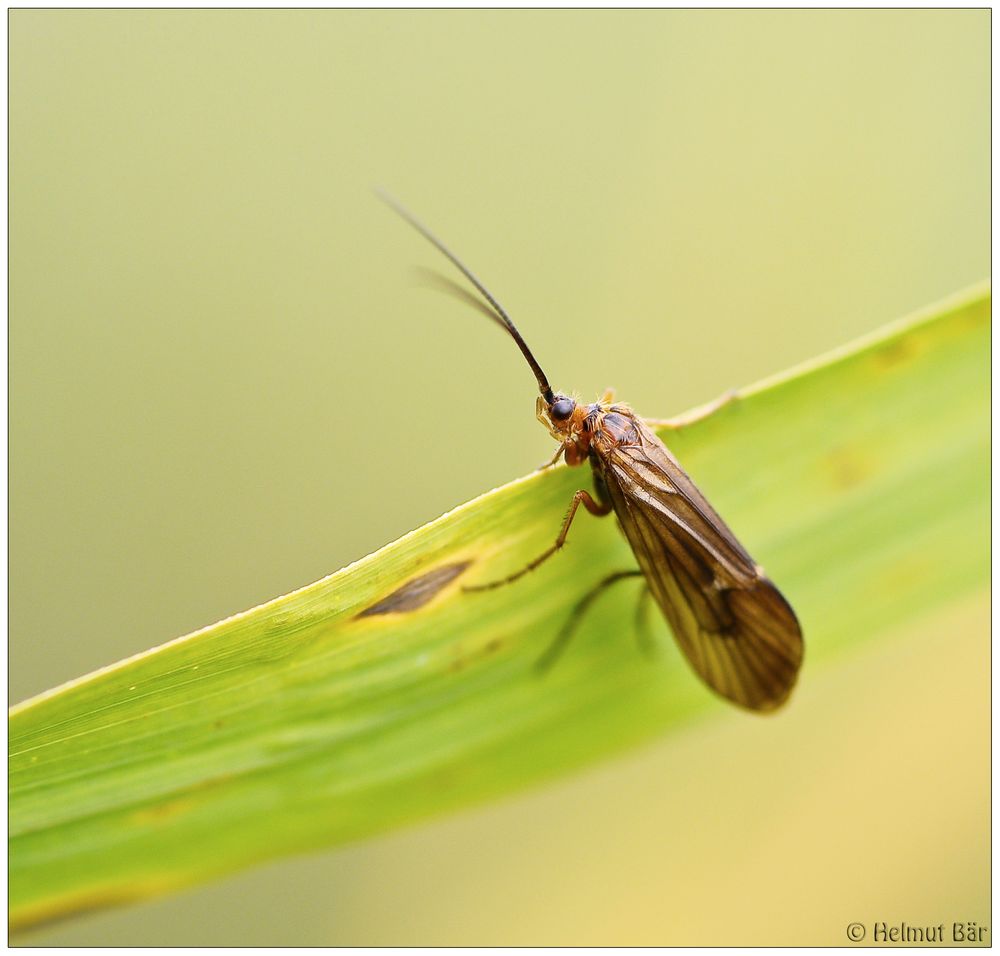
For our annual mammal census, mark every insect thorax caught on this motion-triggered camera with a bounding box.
[557,403,641,466]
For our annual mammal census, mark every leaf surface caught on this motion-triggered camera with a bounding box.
[9,284,989,930]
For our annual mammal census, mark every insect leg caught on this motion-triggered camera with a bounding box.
[464,489,612,592]
[633,584,657,658]
[536,569,644,672]
[644,388,740,430]
[535,444,566,472]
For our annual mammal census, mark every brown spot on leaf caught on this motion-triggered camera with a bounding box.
[825,445,876,491]
[130,797,195,826]
[356,561,473,617]
[871,336,920,371]
[449,634,505,672]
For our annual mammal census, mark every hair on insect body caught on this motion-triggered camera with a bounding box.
[379,191,804,712]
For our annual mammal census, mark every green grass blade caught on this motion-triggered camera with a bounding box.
[9,284,989,930]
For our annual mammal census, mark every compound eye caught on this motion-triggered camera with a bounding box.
[550,398,576,421]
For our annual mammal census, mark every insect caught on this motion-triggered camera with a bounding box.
[381,194,803,712]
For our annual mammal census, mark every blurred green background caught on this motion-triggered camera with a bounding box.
[10,9,988,946]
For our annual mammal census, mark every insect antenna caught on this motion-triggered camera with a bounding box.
[377,189,555,403]
[414,268,505,329]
